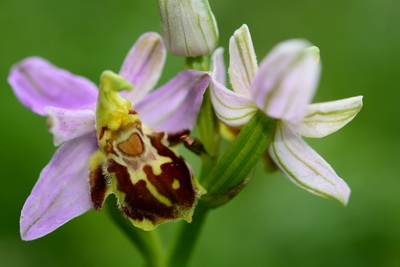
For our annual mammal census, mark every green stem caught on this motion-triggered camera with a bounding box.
[197,88,221,176]
[202,110,276,193]
[166,202,209,267]
[163,56,217,267]
[106,199,165,267]
[185,55,210,71]
[164,96,217,266]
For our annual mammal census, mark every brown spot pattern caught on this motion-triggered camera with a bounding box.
[104,138,118,156]
[107,159,175,223]
[90,167,107,210]
[117,133,144,156]
[104,132,197,225]
[99,126,108,140]
[147,132,196,207]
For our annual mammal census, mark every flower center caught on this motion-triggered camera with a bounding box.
[88,71,201,230]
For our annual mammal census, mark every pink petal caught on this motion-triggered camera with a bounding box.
[45,107,96,146]
[251,40,321,122]
[212,48,227,86]
[20,135,97,240]
[119,32,166,106]
[135,70,210,133]
[8,57,98,116]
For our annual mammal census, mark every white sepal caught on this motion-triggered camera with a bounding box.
[290,96,363,138]
[210,48,257,128]
[229,24,258,96]
[269,122,350,205]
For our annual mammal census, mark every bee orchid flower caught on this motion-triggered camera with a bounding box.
[210,25,363,205]
[9,32,210,240]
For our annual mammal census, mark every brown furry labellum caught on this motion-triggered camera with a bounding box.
[89,110,201,230]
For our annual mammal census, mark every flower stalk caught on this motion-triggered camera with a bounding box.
[165,202,209,267]
[106,198,165,267]
[202,110,276,194]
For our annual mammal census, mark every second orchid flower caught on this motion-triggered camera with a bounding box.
[210,25,363,205]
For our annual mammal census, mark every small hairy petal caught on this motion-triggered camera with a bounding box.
[45,107,96,146]
[210,48,257,127]
[290,96,363,138]
[269,122,350,205]
[8,57,97,115]
[135,70,210,133]
[119,32,166,105]
[229,24,258,96]
[20,136,97,240]
[251,40,320,122]
[212,48,227,86]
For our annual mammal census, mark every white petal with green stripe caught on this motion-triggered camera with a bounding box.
[269,122,350,205]
[210,75,257,128]
[211,47,257,127]
[290,96,363,138]
[229,24,258,96]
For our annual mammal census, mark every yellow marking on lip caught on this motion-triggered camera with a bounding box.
[144,177,173,207]
[172,179,180,190]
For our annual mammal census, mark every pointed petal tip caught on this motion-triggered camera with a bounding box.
[229,24,258,96]
[356,95,364,103]
[214,46,225,55]
[20,215,48,241]
[234,24,250,34]
[305,45,320,54]
[292,95,364,138]
[305,46,320,62]
[19,136,97,241]
[9,56,46,71]
[331,183,350,206]
[270,123,352,207]
[119,32,166,105]
[140,31,164,40]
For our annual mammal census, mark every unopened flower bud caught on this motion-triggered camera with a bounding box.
[157,0,219,57]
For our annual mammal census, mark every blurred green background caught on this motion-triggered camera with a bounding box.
[1,0,399,266]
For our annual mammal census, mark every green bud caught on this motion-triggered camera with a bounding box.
[157,0,219,57]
